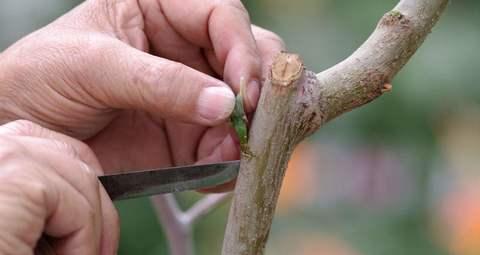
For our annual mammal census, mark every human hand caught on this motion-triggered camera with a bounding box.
[0,0,285,180]
[0,120,118,255]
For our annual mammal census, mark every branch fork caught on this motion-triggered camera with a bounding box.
[222,0,449,254]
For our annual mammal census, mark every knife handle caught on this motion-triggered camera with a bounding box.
[35,236,56,255]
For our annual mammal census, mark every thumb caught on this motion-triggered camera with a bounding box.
[86,41,235,125]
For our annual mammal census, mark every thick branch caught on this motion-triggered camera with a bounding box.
[222,54,313,255]
[222,0,448,255]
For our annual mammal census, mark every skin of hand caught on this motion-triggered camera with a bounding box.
[0,120,119,255]
[0,0,285,189]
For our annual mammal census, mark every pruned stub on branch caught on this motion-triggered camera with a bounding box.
[222,52,323,255]
[263,53,324,141]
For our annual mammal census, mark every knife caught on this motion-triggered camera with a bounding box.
[99,160,240,200]
[34,160,241,255]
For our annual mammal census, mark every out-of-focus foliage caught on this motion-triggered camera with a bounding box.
[1,1,479,254]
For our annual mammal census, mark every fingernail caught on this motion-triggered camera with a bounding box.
[247,80,260,111]
[197,86,235,122]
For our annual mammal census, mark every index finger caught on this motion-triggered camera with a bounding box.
[154,0,261,109]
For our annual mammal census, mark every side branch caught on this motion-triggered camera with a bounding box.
[152,193,231,255]
[316,0,449,124]
[182,193,231,226]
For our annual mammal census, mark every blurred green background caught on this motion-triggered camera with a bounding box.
[1,1,479,254]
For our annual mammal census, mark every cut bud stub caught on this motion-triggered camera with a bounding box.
[271,53,304,87]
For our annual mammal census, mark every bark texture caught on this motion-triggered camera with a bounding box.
[221,0,449,254]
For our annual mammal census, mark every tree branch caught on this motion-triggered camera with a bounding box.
[152,195,193,255]
[221,0,449,254]
[151,193,231,255]
[182,193,232,226]
[317,0,449,123]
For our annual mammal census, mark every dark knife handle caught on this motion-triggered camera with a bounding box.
[35,235,56,255]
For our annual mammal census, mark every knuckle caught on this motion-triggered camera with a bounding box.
[1,119,40,136]
[261,31,286,49]
[81,162,97,181]
[110,207,120,228]
[267,31,284,44]
[74,141,99,167]
[73,35,119,75]
[225,0,248,13]
[21,179,50,209]
[83,202,96,224]
[159,63,186,109]
[80,162,100,189]
[0,137,25,163]
[85,38,116,61]
[163,62,186,88]
[217,0,250,21]
[133,59,159,83]
[2,173,51,213]
[75,140,92,154]
[162,62,186,83]
[138,61,185,108]
[252,25,285,47]
[129,64,152,108]
[52,140,80,158]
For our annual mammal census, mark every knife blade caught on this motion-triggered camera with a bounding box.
[99,160,240,200]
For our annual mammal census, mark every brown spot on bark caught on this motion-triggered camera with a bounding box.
[380,10,411,27]
[381,83,393,93]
